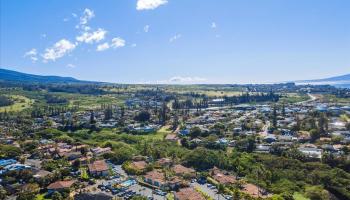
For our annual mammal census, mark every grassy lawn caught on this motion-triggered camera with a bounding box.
[293,192,310,200]
[0,95,34,112]
[35,193,50,200]
[144,126,172,140]
[340,114,350,122]
[119,126,172,141]
[80,168,89,180]
[166,193,175,200]
[70,126,172,146]
[65,94,125,109]
[279,93,310,103]
[319,94,350,103]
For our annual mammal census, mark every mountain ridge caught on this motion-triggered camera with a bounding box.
[300,74,350,83]
[294,73,350,88]
[0,68,95,84]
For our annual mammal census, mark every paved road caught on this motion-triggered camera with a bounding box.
[297,93,318,105]
[129,184,166,200]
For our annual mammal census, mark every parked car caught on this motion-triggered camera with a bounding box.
[153,189,166,196]
[198,177,207,184]
[88,179,96,185]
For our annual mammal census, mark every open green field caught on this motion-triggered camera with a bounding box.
[0,95,34,112]
[293,192,310,200]
[69,94,125,109]
[279,93,310,103]
[106,84,246,97]
[319,94,350,103]
[68,126,172,146]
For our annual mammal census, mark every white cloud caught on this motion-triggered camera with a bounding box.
[131,43,137,47]
[80,8,94,25]
[97,42,110,51]
[156,76,207,84]
[144,25,150,33]
[63,18,69,22]
[42,39,76,62]
[41,34,47,38]
[67,63,76,68]
[76,28,107,44]
[211,22,217,29]
[24,48,38,62]
[169,76,207,83]
[76,9,95,31]
[111,37,126,48]
[136,0,168,10]
[169,34,181,42]
[72,13,77,18]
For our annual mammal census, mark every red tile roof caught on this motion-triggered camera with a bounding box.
[88,160,109,172]
[210,167,236,185]
[47,180,75,190]
[175,187,205,200]
[144,170,166,184]
[172,164,195,175]
[131,161,147,170]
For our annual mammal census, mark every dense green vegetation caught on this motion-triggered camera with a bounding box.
[0,95,13,107]
[0,81,349,200]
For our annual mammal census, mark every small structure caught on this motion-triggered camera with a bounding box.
[88,160,109,177]
[33,170,52,179]
[91,147,111,156]
[143,170,166,189]
[172,164,196,177]
[47,180,76,193]
[0,159,17,167]
[242,183,270,198]
[210,167,236,185]
[130,161,148,171]
[156,158,172,167]
[143,170,181,190]
[165,134,179,142]
[298,147,322,159]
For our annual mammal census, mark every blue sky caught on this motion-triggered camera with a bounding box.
[1,0,349,84]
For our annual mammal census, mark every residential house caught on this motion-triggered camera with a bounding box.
[156,158,173,167]
[242,183,270,198]
[91,147,111,156]
[165,134,179,142]
[255,144,271,153]
[172,164,196,177]
[47,180,76,194]
[143,170,166,189]
[33,169,52,180]
[264,135,277,143]
[88,160,109,177]
[130,161,148,172]
[298,147,322,159]
[210,167,236,185]
[143,170,181,190]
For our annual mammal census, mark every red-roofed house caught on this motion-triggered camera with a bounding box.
[172,164,196,177]
[47,180,76,193]
[88,160,109,177]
